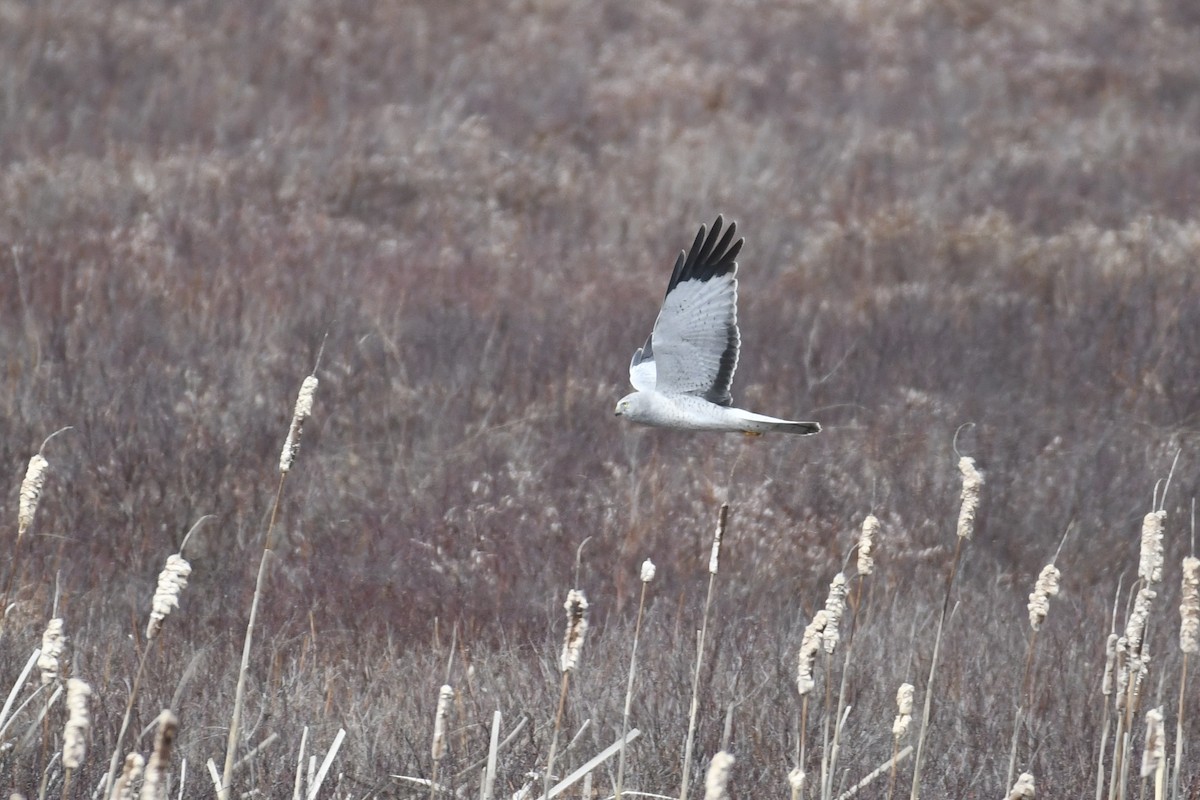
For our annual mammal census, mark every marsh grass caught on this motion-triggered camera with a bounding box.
[2,0,1200,796]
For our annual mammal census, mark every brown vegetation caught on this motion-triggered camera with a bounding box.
[2,0,1200,796]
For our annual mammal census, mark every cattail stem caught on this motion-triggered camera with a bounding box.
[221,472,287,800]
[680,504,727,800]
[909,535,964,800]
[103,641,151,798]
[543,671,571,800]
[616,564,653,800]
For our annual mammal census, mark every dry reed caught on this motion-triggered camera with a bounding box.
[911,455,981,800]
[680,504,728,800]
[616,559,655,800]
[222,369,319,800]
[544,589,588,799]
[430,684,453,800]
[104,517,207,798]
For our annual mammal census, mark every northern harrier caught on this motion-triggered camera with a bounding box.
[614,216,821,436]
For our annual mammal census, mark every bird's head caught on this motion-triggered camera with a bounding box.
[614,392,648,420]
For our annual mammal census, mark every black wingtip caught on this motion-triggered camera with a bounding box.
[666,215,743,294]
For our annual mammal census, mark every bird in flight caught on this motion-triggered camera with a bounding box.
[614,216,821,436]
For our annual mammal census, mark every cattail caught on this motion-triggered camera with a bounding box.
[797,610,828,696]
[788,766,805,796]
[37,617,65,684]
[1113,635,1130,710]
[140,710,179,800]
[431,685,453,761]
[641,559,656,583]
[821,573,848,654]
[857,515,878,576]
[17,453,49,539]
[112,752,145,800]
[280,374,319,473]
[1140,706,1164,777]
[703,751,735,800]
[1027,564,1061,631]
[1125,586,1156,655]
[560,590,588,672]
[62,678,91,770]
[1128,651,1150,710]
[1138,511,1165,584]
[956,457,983,540]
[709,505,728,575]
[1006,772,1035,799]
[147,553,192,639]
[1101,633,1119,696]
[893,682,914,740]
[1181,556,1199,654]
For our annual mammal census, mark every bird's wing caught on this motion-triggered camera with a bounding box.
[629,334,657,392]
[634,216,742,405]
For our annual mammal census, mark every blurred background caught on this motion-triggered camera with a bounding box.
[1,0,1199,795]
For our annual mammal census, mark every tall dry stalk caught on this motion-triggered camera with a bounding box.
[910,455,981,800]
[887,683,913,800]
[429,685,453,800]
[221,370,318,800]
[1173,556,1197,800]
[615,559,655,800]
[1007,556,1062,789]
[104,517,206,799]
[3,428,71,623]
[544,589,588,800]
[796,610,828,793]
[1109,510,1165,800]
[829,515,878,800]
[819,573,848,800]
[680,504,728,800]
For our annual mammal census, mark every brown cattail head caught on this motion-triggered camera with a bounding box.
[62,678,91,770]
[1138,511,1165,584]
[796,610,828,696]
[431,685,453,761]
[641,559,656,583]
[141,710,179,800]
[893,682,914,740]
[788,767,805,792]
[1006,772,1035,799]
[560,590,589,672]
[1101,633,1119,696]
[147,553,192,640]
[709,504,729,575]
[857,515,878,576]
[37,618,65,685]
[112,752,145,800]
[1181,556,1199,654]
[821,573,848,655]
[703,751,735,800]
[956,457,983,540]
[280,374,319,473]
[1125,586,1156,656]
[1027,564,1061,631]
[1140,707,1165,778]
[17,453,49,539]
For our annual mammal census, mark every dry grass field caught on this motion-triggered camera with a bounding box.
[2,0,1200,797]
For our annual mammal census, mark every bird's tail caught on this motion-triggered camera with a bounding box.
[773,420,821,435]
